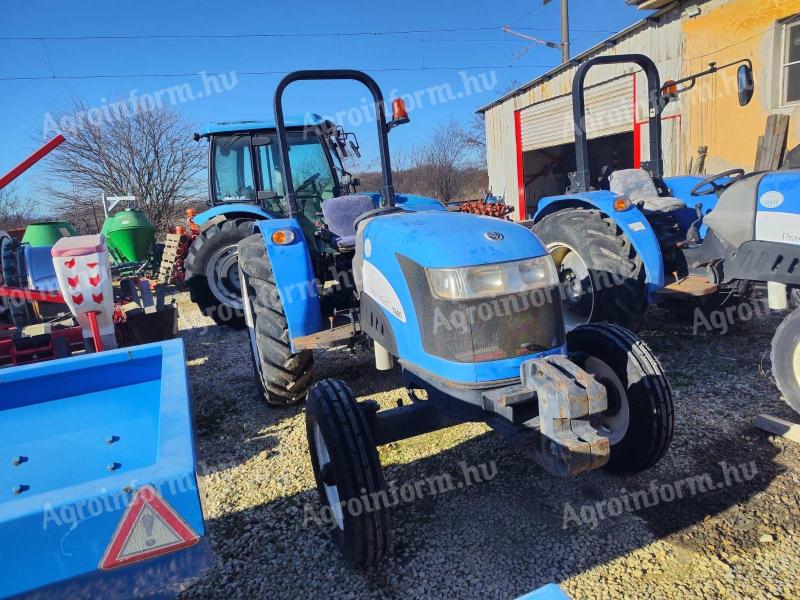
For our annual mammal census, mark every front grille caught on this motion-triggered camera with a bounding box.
[398,256,565,363]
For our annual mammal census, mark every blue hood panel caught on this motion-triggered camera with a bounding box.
[365,211,548,269]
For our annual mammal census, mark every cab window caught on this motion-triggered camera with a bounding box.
[213,135,255,201]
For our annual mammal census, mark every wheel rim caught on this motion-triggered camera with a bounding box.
[314,424,344,530]
[548,242,595,330]
[205,244,243,309]
[584,356,630,446]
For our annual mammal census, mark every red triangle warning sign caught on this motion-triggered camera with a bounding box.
[99,485,199,570]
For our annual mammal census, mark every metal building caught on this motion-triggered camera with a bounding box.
[479,0,800,220]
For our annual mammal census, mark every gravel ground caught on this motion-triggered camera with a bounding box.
[173,290,800,600]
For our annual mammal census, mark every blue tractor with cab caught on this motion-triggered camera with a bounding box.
[237,70,674,565]
[528,54,800,415]
[185,112,439,329]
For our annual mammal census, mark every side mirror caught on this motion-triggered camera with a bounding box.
[348,140,361,158]
[737,64,754,106]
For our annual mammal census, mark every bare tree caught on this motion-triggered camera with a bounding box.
[0,185,38,231]
[43,100,205,233]
[419,118,473,203]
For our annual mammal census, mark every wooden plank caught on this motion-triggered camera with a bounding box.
[772,114,790,170]
[293,324,363,350]
[755,414,800,444]
[654,275,719,298]
[754,135,766,171]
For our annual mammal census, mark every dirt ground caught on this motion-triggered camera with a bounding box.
[172,290,800,600]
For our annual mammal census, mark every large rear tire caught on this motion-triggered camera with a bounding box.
[305,379,390,566]
[568,323,674,474]
[238,232,313,406]
[771,307,800,415]
[185,219,253,329]
[534,209,647,331]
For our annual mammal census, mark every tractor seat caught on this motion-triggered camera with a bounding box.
[321,194,376,249]
[608,169,685,213]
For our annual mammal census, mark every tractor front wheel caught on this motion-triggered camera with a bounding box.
[185,219,253,329]
[305,379,390,566]
[568,323,674,474]
[238,232,313,406]
[534,209,648,331]
[771,307,800,415]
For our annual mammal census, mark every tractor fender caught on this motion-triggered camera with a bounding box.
[193,204,274,229]
[534,192,666,290]
[253,219,323,348]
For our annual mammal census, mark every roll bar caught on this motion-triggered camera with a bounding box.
[571,54,664,192]
[273,70,396,218]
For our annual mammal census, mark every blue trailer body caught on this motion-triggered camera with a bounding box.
[0,339,212,599]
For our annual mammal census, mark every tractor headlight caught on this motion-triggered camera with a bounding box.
[426,256,558,300]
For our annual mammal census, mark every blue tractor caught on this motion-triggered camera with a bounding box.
[528,54,800,415]
[237,70,674,564]
[185,113,439,329]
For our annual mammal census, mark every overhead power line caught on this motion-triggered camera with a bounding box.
[0,64,558,82]
[0,26,614,42]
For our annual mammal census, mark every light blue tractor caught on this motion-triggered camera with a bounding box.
[185,114,439,329]
[237,69,674,565]
[528,54,800,415]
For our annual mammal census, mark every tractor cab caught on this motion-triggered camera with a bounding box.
[198,118,361,240]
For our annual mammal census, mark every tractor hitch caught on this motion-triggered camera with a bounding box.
[484,355,610,477]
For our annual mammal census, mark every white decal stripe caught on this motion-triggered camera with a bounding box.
[755,211,800,245]
[362,262,406,323]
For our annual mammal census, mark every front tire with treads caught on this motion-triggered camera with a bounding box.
[534,208,648,331]
[238,232,313,406]
[185,219,253,329]
[771,307,800,415]
[306,378,390,566]
[568,323,674,474]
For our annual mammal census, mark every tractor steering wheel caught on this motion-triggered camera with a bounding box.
[296,172,321,194]
[690,169,746,197]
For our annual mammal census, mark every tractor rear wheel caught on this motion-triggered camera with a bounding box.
[185,219,253,329]
[305,378,390,566]
[238,232,313,406]
[534,209,647,331]
[771,307,800,415]
[568,323,674,474]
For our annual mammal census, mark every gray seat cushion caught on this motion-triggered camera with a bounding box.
[608,169,685,212]
[321,194,376,248]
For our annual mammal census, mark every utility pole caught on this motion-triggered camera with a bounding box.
[542,0,570,63]
[560,0,570,63]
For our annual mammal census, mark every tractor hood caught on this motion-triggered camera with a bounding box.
[363,210,548,269]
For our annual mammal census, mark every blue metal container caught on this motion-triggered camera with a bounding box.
[0,339,212,599]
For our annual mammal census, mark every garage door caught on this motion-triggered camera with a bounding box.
[519,74,633,151]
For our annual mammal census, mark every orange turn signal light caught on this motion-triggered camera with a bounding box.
[271,229,296,245]
[392,98,409,121]
[662,80,678,97]
[613,197,632,212]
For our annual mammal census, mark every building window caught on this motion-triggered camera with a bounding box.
[782,17,800,105]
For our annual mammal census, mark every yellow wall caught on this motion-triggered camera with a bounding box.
[681,0,800,172]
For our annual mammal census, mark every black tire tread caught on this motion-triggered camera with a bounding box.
[306,378,390,566]
[535,208,647,331]
[238,232,313,406]
[569,322,674,474]
[771,307,800,415]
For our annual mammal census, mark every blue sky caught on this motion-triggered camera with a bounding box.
[0,0,646,198]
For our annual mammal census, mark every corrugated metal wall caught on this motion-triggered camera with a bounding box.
[484,3,685,217]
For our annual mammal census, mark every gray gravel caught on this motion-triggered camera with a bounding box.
[173,291,800,600]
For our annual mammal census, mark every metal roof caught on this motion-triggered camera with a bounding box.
[476,3,676,114]
[198,113,326,137]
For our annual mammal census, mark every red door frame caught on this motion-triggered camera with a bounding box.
[512,73,684,217]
